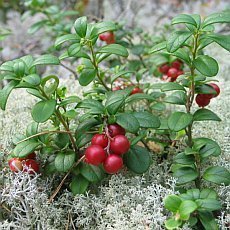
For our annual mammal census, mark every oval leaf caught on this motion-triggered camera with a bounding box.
[168,112,193,131]
[70,175,89,195]
[97,44,129,57]
[55,150,76,172]
[132,111,160,128]
[116,113,140,133]
[193,109,221,121]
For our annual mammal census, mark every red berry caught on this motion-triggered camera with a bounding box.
[85,145,107,166]
[8,158,23,172]
[209,83,220,98]
[99,32,115,44]
[110,135,130,155]
[22,159,39,174]
[112,86,122,91]
[177,70,184,76]
[167,68,179,79]
[171,60,182,70]
[159,64,170,74]
[103,154,123,174]
[91,134,108,148]
[19,152,36,161]
[108,124,126,137]
[130,87,143,95]
[195,94,211,107]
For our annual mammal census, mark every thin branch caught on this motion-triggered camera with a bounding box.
[60,62,78,79]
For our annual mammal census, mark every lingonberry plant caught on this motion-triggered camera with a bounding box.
[0,17,162,198]
[149,12,230,229]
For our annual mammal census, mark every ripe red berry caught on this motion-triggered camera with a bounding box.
[108,124,126,137]
[209,83,220,97]
[8,158,23,172]
[195,94,211,107]
[130,87,143,95]
[19,152,36,161]
[99,32,115,44]
[22,159,39,174]
[91,134,108,148]
[103,154,123,174]
[85,145,107,166]
[167,67,179,79]
[112,86,122,91]
[110,135,130,155]
[171,60,182,70]
[159,63,170,74]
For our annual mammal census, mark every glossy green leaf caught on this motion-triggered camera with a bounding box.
[13,139,41,158]
[171,48,191,65]
[55,150,76,172]
[70,175,89,195]
[179,200,197,219]
[195,84,217,95]
[55,34,80,47]
[80,164,105,182]
[174,152,195,165]
[77,99,105,114]
[13,61,25,78]
[126,93,155,103]
[123,145,151,174]
[164,195,182,212]
[168,112,193,131]
[193,55,218,77]
[132,111,160,128]
[200,188,217,199]
[196,199,221,211]
[116,113,140,133]
[94,21,116,35]
[74,16,87,37]
[23,74,41,86]
[193,109,221,121]
[198,211,218,230]
[172,14,197,26]
[55,133,70,149]
[79,68,96,86]
[202,12,230,28]
[31,99,56,123]
[206,34,230,52]
[97,44,129,57]
[148,41,166,54]
[111,70,134,83]
[165,218,182,230]
[203,166,230,185]
[32,54,60,67]
[75,133,93,148]
[161,82,185,91]
[26,122,38,137]
[67,43,81,56]
[174,167,198,185]
[164,91,187,105]
[59,96,81,106]
[167,31,192,53]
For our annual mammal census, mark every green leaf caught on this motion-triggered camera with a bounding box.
[105,88,131,114]
[161,82,185,92]
[186,189,200,200]
[174,152,195,165]
[55,133,70,149]
[28,20,49,34]
[206,34,230,52]
[193,109,221,122]
[198,211,218,230]
[13,140,41,158]
[67,43,81,57]
[80,164,105,182]
[32,54,60,67]
[23,74,41,86]
[70,175,89,195]
[132,111,160,128]
[151,102,166,111]
[193,138,221,158]
[31,99,56,123]
[55,150,76,172]
[26,122,38,137]
[171,48,191,65]
[75,133,93,148]
[202,12,230,28]
[164,195,182,212]
[172,14,197,26]
[148,41,166,54]
[59,96,81,106]
[200,188,217,199]
[193,55,218,77]
[174,167,198,185]
[55,34,80,47]
[195,84,217,95]
[77,99,105,114]
[167,31,192,53]
[111,70,134,84]
[168,112,193,132]
[203,166,230,185]
[123,145,151,174]
[94,21,116,35]
[97,44,129,57]
[79,68,96,86]
[0,80,18,110]
[165,218,182,230]
[126,93,155,103]
[13,61,25,78]
[164,91,187,105]
[179,200,197,220]
[196,199,221,211]
[74,16,87,38]
[76,118,100,134]
[41,75,59,96]
[116,113,140,133]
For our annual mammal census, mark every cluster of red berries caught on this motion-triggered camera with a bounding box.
[159,60,184,82]
[85,124,130,174]
[8,152,39,174]
[195,83,220,107]
[99,31,115,44]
